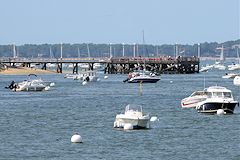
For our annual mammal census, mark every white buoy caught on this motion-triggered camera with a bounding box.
[124,123,133,130]
[97,78,101,81]
[104,75,108,79]
[71,133,82,143]
[44,86,50,91]
[217,109,225,115]
[150,116,158,122]
[50,82,55,87]
[233,76,240,86]
[82,81,87,85]
[170,81,173,83]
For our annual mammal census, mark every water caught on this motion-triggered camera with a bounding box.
[0,67,240,160]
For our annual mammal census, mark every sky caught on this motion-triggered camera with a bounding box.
[0,0,239,45]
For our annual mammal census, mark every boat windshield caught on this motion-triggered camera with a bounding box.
[125,104,143,113]
[191,91,206,96]
[207,92,232,98]
[223,92,232,98]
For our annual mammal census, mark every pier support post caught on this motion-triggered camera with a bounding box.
[73,63,78,74]
[57,63,62,73]
[42,63,47,70]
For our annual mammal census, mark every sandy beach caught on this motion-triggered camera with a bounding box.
[0,67,58,75]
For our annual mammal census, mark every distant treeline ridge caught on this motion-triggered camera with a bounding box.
[0,39,239,58]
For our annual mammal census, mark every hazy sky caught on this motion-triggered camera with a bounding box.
[0,0,239,45]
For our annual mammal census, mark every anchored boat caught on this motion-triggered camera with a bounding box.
[196,86,239,114]
[113,104,150,129]
[123,71,160,83]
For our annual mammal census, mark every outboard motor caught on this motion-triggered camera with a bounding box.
[85,76,90,82]
[6,81,15,89]
[123,78,129,83]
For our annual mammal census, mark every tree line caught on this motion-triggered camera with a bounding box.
[0,39,239,58]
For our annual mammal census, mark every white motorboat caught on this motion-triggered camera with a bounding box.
[181,91,207,108]
[214,64,226,70]
[228,64,240,71]
[113,104,150,129]
[196,86,239,114]
[46,63,56,68]
[14,80,47,92]
[199,66,209,72]
[123,72,160,83]
[27,74,54,87]
[199,65,213,72]
[233,76,240,86]
[64,70,99,82]
[93,63,105,71]
[64,73,80,80]
[79,70,99,82]
[9,74,53,92]
[222,73,239,79]
[228,48,240,71]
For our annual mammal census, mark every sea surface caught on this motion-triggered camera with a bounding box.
[0,60,240,160]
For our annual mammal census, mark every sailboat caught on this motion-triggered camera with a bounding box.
[47,46,56,68]
[214,45,226,70]
[228,47,240,71]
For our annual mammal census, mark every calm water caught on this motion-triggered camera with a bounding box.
[0,64,240,160]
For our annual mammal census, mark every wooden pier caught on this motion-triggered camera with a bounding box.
[106,56,199,74]
[0,56,199,74]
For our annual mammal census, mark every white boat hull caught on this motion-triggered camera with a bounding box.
[181,97,206,108]
[114,117,149,129]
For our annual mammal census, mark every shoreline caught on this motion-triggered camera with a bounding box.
[0,67,58,75]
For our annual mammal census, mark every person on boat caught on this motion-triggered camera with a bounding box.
[7,81,15,89]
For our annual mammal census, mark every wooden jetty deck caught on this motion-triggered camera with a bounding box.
[0,56,199,74]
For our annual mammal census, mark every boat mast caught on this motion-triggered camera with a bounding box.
[78,47,80,58]
[142,30,145,57]
[198,43,201,59]
[220,45,224,63]
[87,43,90,58]
[109,43,112,58]
[49,46,53,59]
[60,43,63,60]
[237,46,239,64]
[175,43,179,58]
[13,43,16,58]
[122,43,125,57]
[133,43,136,57]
